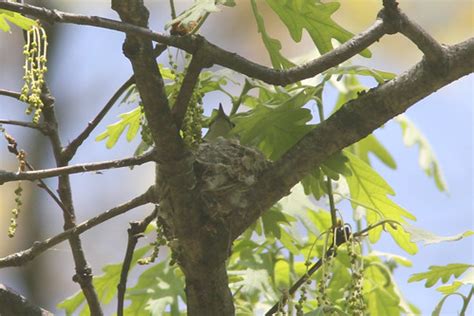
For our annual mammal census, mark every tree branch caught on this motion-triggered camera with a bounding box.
[380,0,446,65]
[111,0,199,242]
[0,119,50,134]
[266,220,399,315]
[0,284,53,316]
[0,88,21,101]
[62,75,135,161]
[0,187,156,268]
[0,149,156,184]
[117,207,157,316]
[0,1,387,86]
[41,85,103,314]
[231,38,474,239]
[111,0,189,163]
[171,49,207,129]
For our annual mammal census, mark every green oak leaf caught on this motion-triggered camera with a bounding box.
[369,250,413,267]
[165,0,235,30]
[364,264,402,315]
[0,9,37,32]
[332,75,397,169]
[325,65,396,84]
[437,268,474,294]
[344,151,417,254]
[402,224,473,246]
[408,263,474,288]
[232,87,317,160]
[265,0,371,57]
[273,258,290,288]
[250,0,294,70]
[57,246,151,315]
[96,107,142,149]
[395,114,447,191]
[124,260,185,315]
[302,151,352,200]
[354,134,397,169]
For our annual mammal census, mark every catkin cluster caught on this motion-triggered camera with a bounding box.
[20,22,48,123]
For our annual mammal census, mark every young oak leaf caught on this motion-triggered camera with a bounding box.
[0,9,37,32]
[232,87,317,160]
[124,260,185,315]
[408,263,474,288]
[436,268,474,295]
[250,0,294,70]
[96,107,142,149]
[344,151,418,254]
[58,246,151,315]
[402,224,473,246]
[165,0,235,31]
[265,0,371,58]
[395,114,447,192]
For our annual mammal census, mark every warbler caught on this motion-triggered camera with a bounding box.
[204,104,235,142]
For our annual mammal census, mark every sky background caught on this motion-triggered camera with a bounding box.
[0,0,472,314]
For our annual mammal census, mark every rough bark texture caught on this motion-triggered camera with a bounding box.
[0,284,53,316]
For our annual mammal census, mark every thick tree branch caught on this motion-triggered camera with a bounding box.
[232,38,474,239]
[117,207,157,316]
[0,1,386,86]
[0,284,53,316]
[0,187,156,268]
[62,75,135,161]
[111,0,189,164]
[0,149,155,184]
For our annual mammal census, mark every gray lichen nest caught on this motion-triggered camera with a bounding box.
[194,137,270,218]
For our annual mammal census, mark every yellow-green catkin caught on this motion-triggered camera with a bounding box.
[20,21,48,124]
[169,51,204,147]
[138,219,167,265]
[346,236,366,315]
[8,150,26,238]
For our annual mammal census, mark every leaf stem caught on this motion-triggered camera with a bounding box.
[460,285,474,316]
[169,0,176,20]
[189,12,210,35]
[316,102,337,228]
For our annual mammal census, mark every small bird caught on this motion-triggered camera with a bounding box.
[204,103,235,142]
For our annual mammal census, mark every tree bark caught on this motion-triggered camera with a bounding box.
[183,261,234,316]
[0,284,53,316]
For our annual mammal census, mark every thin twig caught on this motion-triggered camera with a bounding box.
[24,161,69,214]
[460,285,474,316]
[316,102,338,228]
[1,115,69,219]
[0,89,21,100]
[380,0,446,65]
[42,85,104,314]
[0,119,50,134]
[169,0,177,20]
[0,149,156,184]
[117,208,158,316]
[265,220,400,315]
[0,1,387,86]
[62,75,135,160]
[171,51,206,129]
[398,12,446,65]
[0,187,156,268]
